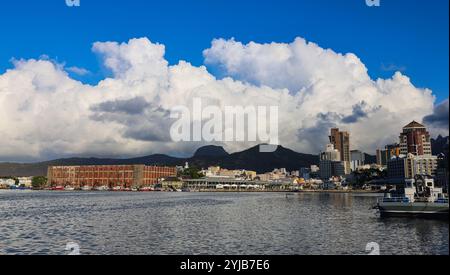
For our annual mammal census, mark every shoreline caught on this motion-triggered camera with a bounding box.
[0,189,384,194]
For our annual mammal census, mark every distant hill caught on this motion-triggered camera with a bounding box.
[0,144,319,176]
[188,145,319,173]
[193,145,229,158]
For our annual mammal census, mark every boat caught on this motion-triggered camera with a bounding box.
[64,186,75,191]
[139,186,154,192]
[52,186,65,191]
[94,186,109,191]
[10,185,29,190]
[81,185,92,191]
[112,186,122,191]
[375,175,449,219]
[131,187,139,192]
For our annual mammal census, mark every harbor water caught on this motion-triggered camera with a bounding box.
[0,191,448,255]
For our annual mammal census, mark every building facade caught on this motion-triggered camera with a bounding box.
[387,156,406,179]
[405,154,438,179]
[319,144,346,179]
[350,150,365,171]
[399,121,432,156]
[376,144,401,166]
[47,165,177,188]
[387,154,438,180]
[329,128,351,174]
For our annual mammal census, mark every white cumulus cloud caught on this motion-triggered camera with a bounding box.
[0,37,445,162]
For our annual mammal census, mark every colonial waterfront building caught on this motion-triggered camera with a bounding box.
[47,165,177,189]
[399,121,432,156]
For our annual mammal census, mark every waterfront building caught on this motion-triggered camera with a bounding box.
[329,128,351,174]
[376,149,387,166]
[387,154,438,180]
[47,165,177,189]
[291,170,300,177]
[320,144,341,161]
[319,160,346,180]
[376,144,401,166]
[435,153,449,192]
[256,173,271,182]
[399,121,432,156]
[405,154,438,178]
[319,160,333,180]
[18,177,33,188]
[350,150,365,172]
[310,165,320,173]
[160,177,184,190]
[183,177,267,191]
[202,166,257,180]
[436,168,449,192]
[0,178,16,187]
[319,144,346,179]
[333,162,346,177]
[299,167,311,180]
[387,156,406,179]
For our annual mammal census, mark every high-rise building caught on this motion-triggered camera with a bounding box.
[319,144,346,179]
[387,154,438,180]
[319,144,341,161]
[376,144,401,166]
[350,150,365,171]
[399,121,432,156]
[387,156,406,179]
[329,128,350,174]
[404,154,438,179]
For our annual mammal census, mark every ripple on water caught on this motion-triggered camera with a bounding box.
[0,191,448,255]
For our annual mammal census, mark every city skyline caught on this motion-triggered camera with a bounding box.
[0,1,448,162]
[0,0,448,259]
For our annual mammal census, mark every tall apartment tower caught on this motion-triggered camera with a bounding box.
[399,121,432,156]
[329,128,351,174]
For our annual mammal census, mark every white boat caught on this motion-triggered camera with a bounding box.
[112,186,122,191]
[81,186,92,191]
[95,186,109,191]
[64,187,75,191]
[375,176,449,219]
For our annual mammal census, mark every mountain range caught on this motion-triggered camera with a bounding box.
[0,144,319,177]
[1,136,447,177]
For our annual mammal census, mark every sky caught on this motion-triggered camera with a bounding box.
[0,0,448,162]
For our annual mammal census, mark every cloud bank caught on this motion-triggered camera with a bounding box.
[0,37,447,161]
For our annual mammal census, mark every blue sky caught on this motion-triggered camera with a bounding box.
[0,0,448,102]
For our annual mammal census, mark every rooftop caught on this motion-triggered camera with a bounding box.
[403,121,426,129]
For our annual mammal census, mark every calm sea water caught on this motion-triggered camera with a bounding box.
[0,190,448,255]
